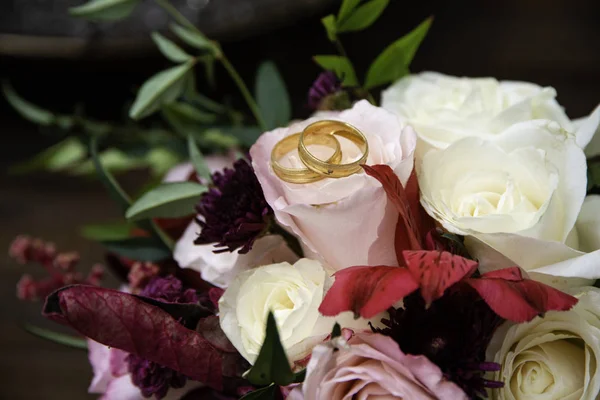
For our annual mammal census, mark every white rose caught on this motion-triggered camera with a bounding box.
[250,100,417,271]
[218,259,370,365]
[487,287,600,400]
[381,72,600,153]
[419,120,586,244]
[173,220,297,288]
[468,195,600,288]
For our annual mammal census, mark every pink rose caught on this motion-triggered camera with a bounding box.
[287,333,467,400]
[87,340,201,400]
[250,100,417,271]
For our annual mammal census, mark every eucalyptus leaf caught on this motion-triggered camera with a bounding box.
[239,384,277,400]
[255,61,291,130]
[151,32,193,63]
[81,222,133,241]
[129,61,195,120]
[337,0,361,24]
[364,17,432,89]
[24,324,88,350]
[187,135,212,182]
[125,181,207,221]
[245,312,295,386]
[170,23,216,53]
[69,0,139,21]
[321,14,337,42]
[3,81,55,126]
[313,55,358,86]
[220,126,262,147]
[146,147,183,177]
[101,237,171,262]
[90,136,132,213]
[9,137,87,174]
[163,102,217,124]
[70,148,147,175]
[337,0,389,33]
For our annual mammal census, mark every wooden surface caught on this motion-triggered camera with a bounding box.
[0,0,599,398]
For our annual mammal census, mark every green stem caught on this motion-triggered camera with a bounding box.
[219,54,267,131]
[154,0,199,33]
[270,223,303,258]
[335,38,377,105]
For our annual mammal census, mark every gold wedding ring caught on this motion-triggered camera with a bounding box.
[271,132,342,184]
[298,120,369,178]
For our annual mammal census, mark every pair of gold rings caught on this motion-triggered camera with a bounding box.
[270,120,369,184]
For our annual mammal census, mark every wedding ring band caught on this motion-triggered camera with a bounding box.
[298,120,369,178]
[271,132,342,184]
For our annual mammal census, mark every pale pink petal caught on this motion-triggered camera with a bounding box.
[87,339,113,394]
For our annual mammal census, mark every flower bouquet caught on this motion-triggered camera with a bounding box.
[7,0,600,399]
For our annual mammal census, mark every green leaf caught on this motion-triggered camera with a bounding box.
[81,222,133,241]
[125,181,207,221]
[102,237,171,262]
[255,61,291,130]
[239,384,277,400]
[129,62,195,120]
[69,0,139,21]
[187,135,212,182]
[163,102,217,124]
[293,369,306,383]
[70,148,147,175]
[313,55,358,86]
[321,14,337,42]
[3,81,55,125]
[9,137,87,174]
[146,147,182,177]
[201,129,240,149]
[170,23,216,53]
[90,136,132,213]
[337,0,389,33]
[151,32,193,63]
[245,312,295,386]
[24,324,88,350]
[364,17,432,89]
[218,126,262,147]
[337,0,361,24]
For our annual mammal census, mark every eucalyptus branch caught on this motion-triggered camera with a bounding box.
[153,0,267,131]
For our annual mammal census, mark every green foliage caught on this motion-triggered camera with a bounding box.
[69,0,139,21]
[101,236,172,261]
[2,82,73,128]
[337,0,361,23]
[9,137,87,174]
[163,102,217,124]
[129,61,195,120]
[587,161,600,192]
[321,14,338,42]
[365,17,432,89]
[245,312,295,387]
[187,135,213,182]
[125,181,207,220]
[170,23,217,53]
[337,0,389,33]
[90,136,133,213]
[313,55,358,86]
[81,222,133,241]
[24,324,88,350]
[151,32,193,63]
[255,61,291,130]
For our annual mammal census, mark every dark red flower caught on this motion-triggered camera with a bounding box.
[194,158,272,254]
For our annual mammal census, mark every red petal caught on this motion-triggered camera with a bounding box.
[362,165,422,259]
[466,268,579,323]
[319,265,418,318]
[43,285,224,389]
[403,250,478,306]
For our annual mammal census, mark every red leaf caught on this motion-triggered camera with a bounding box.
[43,285,224,389]
[319,265,418,318]
[403,250,478,306]
[466,267,579,323]
[362,165,422,262]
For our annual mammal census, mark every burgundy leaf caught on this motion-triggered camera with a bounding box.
[196,316,237,353]
[403,250,478,306]
[43,285,224,389]
[362,165,422,262]
[319,265,419,318]
[466,267,579,323]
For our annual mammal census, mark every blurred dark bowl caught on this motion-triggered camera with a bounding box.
[0,0,336,58]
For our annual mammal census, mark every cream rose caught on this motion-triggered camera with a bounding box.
[420,120,586,243]
[381,71,600,152]
[218,259,370,365]
[487,287,600,400]
[250,100,417,271]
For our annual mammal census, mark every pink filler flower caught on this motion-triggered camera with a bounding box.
[288,332,467,400]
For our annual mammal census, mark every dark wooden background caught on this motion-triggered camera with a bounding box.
[1,0,599,398]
